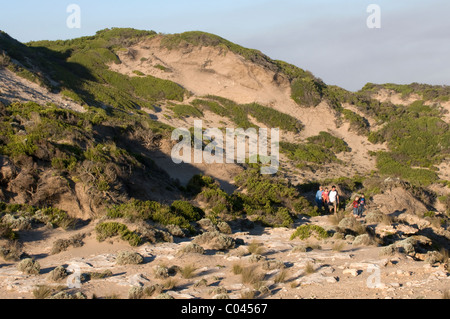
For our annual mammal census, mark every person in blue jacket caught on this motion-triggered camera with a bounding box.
[358,194,366,217]
[315,186,324,210]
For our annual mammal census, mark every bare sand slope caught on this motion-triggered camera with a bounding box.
[109,38,387,180]
[0,68,86,113]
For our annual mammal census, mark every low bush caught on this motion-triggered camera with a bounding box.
[47,266,69,282]
[116,251,144,265]
[376,152,439,186]
[338,217,367,235]
[170,104,203,119]
[17,258,41,275]
[233,168,316,226]
[107,200,201,234]
[341,109,370,136]
[280,132,349,167]
[193,96,302,133]
[0,241,23,261]
[290,224,330,240]
[178,243,205,255]
[95,222,142,246]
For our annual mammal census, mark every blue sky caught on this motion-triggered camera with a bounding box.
[1,0,449,91]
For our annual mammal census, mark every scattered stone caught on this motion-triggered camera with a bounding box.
[196,219,218,233]
[424,251,444,264]
[217,221,232,234]
[345,235,355,242]
[370,283,388,290]
[248,254,266,263]
[193,231,235,250]
[380,245,397,256]
[227,246,248,258]
[130,273,151,287]
[343,269,360,277]
[396,224,419,236]
[167,291,195,299]
[66,261,94,271]
[296,266,338,286]
[194,278,208,288]
[353,234,372,246]
[396,214,431,230]
[380,236,432,257]
[166,224,186,238]
[365,211,387,224]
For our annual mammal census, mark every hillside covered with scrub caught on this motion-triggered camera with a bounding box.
[0,28,449,300]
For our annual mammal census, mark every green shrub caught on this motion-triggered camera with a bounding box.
[280,131,349,168]
[170,200,204,221]
[51,156,77,171]
[438,195,450,214]
[61,89,84,104]
[95,222,142,246]
[21,29,185,112]
[186,174,218,195]
[341,109,370,136]
[0,223,18,240]
[290,225,330,240]
[154,64,171,72]
[107,199,201,233]
[280,142,339,165]
[170,104,203,118]
[306,131,350,153]
[293,197,320,217]
[35,207,75,229]
[291,77,324,107]
[191,99,229,117]
[233,168,315,227]
[245,102,303,132]
[193,96,302,132]
[376,114,449,167]
[132,70,145,76]
[362,82,450,102]
[376,152,438,186]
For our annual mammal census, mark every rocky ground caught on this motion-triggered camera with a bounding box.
[1,210,448,300]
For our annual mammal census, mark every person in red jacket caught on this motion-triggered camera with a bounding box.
[322,187,330,213]
[352,196,360,218]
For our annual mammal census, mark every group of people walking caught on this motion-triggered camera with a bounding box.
[315,186,340,214]
[315,185,366,217]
